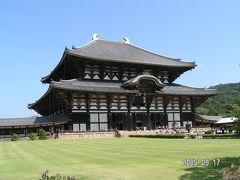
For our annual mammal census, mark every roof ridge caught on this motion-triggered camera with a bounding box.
[69,40,97,51]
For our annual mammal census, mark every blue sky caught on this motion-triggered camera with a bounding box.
[0,0,239,117]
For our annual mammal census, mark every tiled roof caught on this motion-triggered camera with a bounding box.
[66,39,196,67]
[195,115,223,121]
[52,79,137,93]
[51,79,217,95]
[0,114,70,127]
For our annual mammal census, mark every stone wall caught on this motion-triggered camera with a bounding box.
[119,130,176,138]
[57,131,117,140]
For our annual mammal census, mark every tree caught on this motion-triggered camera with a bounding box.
[229,104,240,118]
[39,129,47,140]
[227,104,240,132]
[11,133,19,141]
[28,132,36,140]
[196,107,209,115]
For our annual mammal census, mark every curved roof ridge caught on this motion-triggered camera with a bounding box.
[73,39,195,64]
[67,40,97,52]
[122,74,165,88]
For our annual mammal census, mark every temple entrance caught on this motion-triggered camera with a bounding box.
[111,112,166,130]
[111,113,127,130]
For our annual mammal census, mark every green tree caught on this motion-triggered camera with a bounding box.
[196,107,209,115]
[226,104,240,132]
[230,104,240,118]
[197,83,240,116]
[28,132,36,140]
[39,129,47,140]
[11,133,19,141]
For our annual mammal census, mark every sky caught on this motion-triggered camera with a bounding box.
[0,0,240,118]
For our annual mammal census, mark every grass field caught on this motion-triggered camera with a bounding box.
[0,138,240,180]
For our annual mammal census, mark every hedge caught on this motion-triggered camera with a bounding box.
[203,134,240,139]
[129,134,185,138]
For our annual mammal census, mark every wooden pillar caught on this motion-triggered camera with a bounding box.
[85,93,91,131]
[153,113,156,130]
[128,113,133,131]
[11,127,14,135]
[190,97,195,125]
[25,127,28,137]
[163,96,168,127]
[123,113,127,130]
[107,94,113,130]
[179,97,184,127]
[127,95,133,131]
[146,113,151,130]
[146,94,151,130]
[132,113,136,130]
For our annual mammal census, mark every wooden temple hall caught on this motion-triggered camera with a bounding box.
[0,34,217,136]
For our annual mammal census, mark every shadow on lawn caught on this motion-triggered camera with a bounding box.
[180,156,240,180]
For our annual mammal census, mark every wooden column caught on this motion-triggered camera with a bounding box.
[146,113,151,130]
[123,113,127,130]
[129,113,133,130]
[25,127,28,137]
[132,113,136,131]
[145,93,152,130]
[190,97,198,126]
[127,95,134,131]
[153,113,157,130]
[107,94,113,130]
[85,93,91,131]
[179,97,184,127]
[163,96,168,127]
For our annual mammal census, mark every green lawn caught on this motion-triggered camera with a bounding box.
[0,138,240,180]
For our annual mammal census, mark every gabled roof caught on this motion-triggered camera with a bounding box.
[66,39,195,67]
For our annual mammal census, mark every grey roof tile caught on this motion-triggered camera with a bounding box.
[0,114,70,127]
[195,115,223,121]
[66,40,195,67]
[52,79,217,95]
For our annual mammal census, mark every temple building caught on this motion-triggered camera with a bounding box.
[0,35,217,136]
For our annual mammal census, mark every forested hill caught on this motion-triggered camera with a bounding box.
[196,82,240,116]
